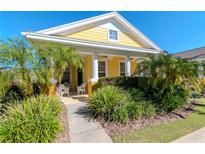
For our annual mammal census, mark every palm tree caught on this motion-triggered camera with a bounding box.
[136,54,202,93]
[0,38,34,96]
[0,38,83,97]
[47,47,83,84]
[33,42,83,94]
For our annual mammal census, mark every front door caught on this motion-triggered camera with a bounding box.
[61,66,71,84]
[77,68,83,86]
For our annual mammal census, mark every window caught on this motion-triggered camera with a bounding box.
[98,61,106,78]
[120,62,125,76]
[108,29,118,41]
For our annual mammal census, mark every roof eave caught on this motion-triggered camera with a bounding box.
[23,32,161,54]
[33,12,161,51]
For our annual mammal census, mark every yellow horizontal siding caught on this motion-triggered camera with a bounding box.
[66,27,144,48]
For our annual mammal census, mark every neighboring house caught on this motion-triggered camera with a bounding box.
[22,12,162,95]
[173,46,205,62]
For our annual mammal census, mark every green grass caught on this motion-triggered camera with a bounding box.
[112,98,205,143]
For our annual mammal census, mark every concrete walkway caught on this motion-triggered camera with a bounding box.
[172,127,205,143]
[65,101,113,143]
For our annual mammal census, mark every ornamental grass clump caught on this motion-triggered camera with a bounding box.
[88,86,131,123]
[141,101,156,118]
[0,95,62,143]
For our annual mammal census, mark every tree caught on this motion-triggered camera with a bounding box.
[0,38,34,96]
[32,41,83,93]
[136,54,202,93]
[47,46,83,84]
[136,54,203,112]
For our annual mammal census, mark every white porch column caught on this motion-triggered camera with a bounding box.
[92,52,98,81]
[125,55,131,77]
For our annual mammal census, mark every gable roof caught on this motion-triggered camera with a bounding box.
[34,12,161,51]
[173,46,205,60]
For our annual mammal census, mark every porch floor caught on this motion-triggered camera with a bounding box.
[62,91,88,105]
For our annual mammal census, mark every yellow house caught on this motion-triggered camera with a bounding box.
[22,12,162,95]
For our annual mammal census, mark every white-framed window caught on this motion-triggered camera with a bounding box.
[98,61,106,78]
[119,61,126,76]
[108,29,118,41]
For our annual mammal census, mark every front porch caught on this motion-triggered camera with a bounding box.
[61,52,142,96]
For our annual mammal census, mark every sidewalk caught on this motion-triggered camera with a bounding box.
[65,102,113,143]
[172,127,205,143]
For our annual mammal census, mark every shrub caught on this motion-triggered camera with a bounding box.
[127,101,143,119]
[0,85,26,114]
[141,101,156,118]
[0,95,62,143]
[88,86,130,123]
[190,90,201,98]
[127,100,156,119]
[127,88,145,102]
[156,86,189,112]
[97,77,149,90]
[97,77,190,113]
[1,85,25,103]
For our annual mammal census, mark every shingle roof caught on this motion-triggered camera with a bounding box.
[173,47,205,60]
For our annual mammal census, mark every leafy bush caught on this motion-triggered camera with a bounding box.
[127,88,145,102]
[0,95,62,143]
[97,77,190,113]
[1,85,25,103]
[0,85,26,114]
[88,86,130,123]
[88,85,156,123]
[141,101,156,118]
[155,86,189,112]
[190,90,201,98]
[127,101,143,119]
[92,76,189,123]
[97,76,148,90]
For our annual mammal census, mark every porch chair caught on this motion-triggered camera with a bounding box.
[63,82,70,88]
[77,83,86,95]
[59,84,69,97]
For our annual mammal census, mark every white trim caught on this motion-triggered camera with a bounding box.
[98,59,108,78]
[23,32,161,54]
[92,52,99,81]
[125,55,131,76]
[115,12,162,51]
[23,12,162,51]
[98,23,120,31]
[37,12,116,34]
[107,29,119,42]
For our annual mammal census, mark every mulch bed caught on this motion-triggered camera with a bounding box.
[99,102,196,136]
[55,104,70,143]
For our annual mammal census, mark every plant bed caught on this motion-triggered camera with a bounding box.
[111,98,205,143]
[98,104,194,136]
[55,104,70,143]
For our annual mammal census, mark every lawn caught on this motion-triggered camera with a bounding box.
[112,98,205,143]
